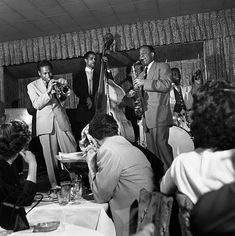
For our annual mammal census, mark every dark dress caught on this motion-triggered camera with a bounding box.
[0,160,36,206]
[190,182,235,236]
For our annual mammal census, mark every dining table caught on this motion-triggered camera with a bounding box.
[7,198,116,236]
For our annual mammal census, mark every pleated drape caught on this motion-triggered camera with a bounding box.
[3,8,235,108]
[203,36,235,83]
[0,8,234,66]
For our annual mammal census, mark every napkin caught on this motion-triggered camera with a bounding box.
[58,152,86,161]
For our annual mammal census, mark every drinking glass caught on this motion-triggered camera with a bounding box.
[57,181,71,205]
[71,178,83,201]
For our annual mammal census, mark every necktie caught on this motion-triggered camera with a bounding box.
[86,70,93,96]
[141,67,148,97]
[144,67,148,80]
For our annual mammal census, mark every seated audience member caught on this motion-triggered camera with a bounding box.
[160,80,235,204]
[170,68,193,130]
[84,113,154,236]
[190,182,235,236]
[170,68,193,114]
[0,121,37,212]
[191,69,203,95]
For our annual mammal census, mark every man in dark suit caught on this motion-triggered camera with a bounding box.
[134,45,173,171]
[72,51,99,144]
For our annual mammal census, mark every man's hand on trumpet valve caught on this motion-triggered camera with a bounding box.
[57,78,68,86]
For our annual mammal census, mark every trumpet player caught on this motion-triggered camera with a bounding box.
[27,60,77,188]
[134,45,173,171]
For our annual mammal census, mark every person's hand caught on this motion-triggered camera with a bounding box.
[57,78,68,86]
[132,223,155,236]
[134,78,144,88]
[127,89,136,98]
[20,150,37,166]
[85,144,97,174]
[86,97,93,110]
[21,151,37,183]
[102,56,108,63]
[134,71,145,89]
[47,79,57,94]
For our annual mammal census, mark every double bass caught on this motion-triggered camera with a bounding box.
[80,33,135,150]
[95,33,135,142]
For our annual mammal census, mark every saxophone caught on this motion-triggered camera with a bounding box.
[131,61,148,147]
[131,61,144,119]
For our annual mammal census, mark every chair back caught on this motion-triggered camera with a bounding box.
[136,188,173,236]
[175,192,194,236]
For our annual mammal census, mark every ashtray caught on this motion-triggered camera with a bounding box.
[33,221,60,232]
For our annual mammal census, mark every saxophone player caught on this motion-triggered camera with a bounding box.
[27,60,77,188]
[134,45,173,171]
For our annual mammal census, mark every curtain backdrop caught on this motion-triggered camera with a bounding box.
[4,8,235,108]
[0,8,234,66]
[203,36,235,83]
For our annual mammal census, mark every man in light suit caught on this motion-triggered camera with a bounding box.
[72,51,99,145]
[27,60,77,188]
[85,113,154,236]
[135,45,173,170]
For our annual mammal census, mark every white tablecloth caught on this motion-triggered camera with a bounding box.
[11,224,104,236]
[11,201,116,236]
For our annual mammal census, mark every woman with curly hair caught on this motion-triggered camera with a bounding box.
[160,80,235,204]
[0,120,37,212]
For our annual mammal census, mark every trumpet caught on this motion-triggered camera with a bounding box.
[52,79,70,98]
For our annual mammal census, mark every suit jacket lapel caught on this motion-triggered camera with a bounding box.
[147,61,156,80]
[92,70,98,96]
[83,70,89,94]
[36,78,47,93]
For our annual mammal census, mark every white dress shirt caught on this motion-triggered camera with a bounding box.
[85,66,94,95]
[160,148,235,203]
[146,60,154,75]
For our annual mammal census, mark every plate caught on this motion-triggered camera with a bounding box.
[59,158,86,163]
[40,196,58,202]
[33,221,60,232]
[34,192,58,202]
[56,152,86,163]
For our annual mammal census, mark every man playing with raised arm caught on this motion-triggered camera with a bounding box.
[27,60,77,188]
[134,45,173,170]
[72,51,99,145]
